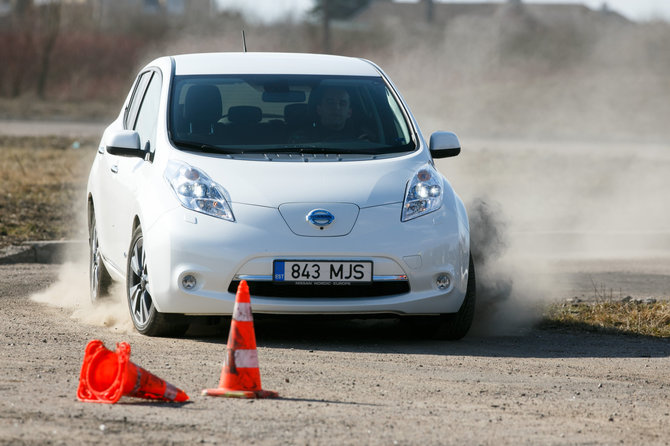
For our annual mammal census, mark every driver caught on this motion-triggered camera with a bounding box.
[292,87,369,142]
[317,87,353,134]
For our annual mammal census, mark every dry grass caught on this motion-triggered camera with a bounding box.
[542,300,670,338]
[0,137,96,248]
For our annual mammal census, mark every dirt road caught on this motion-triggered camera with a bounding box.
[1,121,668,444]
[1,262,669,445]
[0,119,105,138]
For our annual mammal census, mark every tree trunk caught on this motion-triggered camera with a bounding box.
[322,0,331,53]
[36,4,61,99]
[9,0,35,97]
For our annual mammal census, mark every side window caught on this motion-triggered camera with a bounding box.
[134,71,162,153]
[124,72,152,129]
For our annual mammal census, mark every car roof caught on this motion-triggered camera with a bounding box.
[170,52,382,77]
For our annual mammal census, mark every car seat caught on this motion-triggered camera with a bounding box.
[183,85,222,136]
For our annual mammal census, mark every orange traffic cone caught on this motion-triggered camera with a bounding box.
[77,340,189,404]
[202,280,278,399]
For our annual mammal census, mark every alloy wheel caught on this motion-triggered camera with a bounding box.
[90,224,101,301]
[128,233,153,328]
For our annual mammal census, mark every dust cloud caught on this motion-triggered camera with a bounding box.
[416,8,670,333]
[30,257,134,334]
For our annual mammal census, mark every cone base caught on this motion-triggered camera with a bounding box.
[201,387,279,399]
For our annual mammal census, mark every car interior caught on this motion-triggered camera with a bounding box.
[170,75,412,151]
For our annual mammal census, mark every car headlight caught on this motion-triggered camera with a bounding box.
[164,160,235,222]
[401,164,443,222]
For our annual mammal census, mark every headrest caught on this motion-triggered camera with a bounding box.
[184,85,222,122]
[228,106,262,124]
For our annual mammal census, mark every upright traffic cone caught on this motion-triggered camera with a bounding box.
[77,340,189,404]
[202,280,278,398]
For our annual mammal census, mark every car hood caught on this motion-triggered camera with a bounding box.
[176,153,429,209]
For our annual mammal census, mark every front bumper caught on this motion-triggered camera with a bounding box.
[144,202,470,316]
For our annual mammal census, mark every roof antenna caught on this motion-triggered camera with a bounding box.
[242,29,247,53]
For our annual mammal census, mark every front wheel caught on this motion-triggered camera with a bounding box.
[126,226,188,337]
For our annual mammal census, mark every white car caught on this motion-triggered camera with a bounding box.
[87,52,475,338]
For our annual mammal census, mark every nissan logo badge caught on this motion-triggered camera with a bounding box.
[306,209,335,229]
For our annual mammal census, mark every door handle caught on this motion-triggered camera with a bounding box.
[111,165,119,174]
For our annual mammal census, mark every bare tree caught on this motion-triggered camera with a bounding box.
[311,0,371,53]
[321,0,332,53]
[425,0,434,24]
[36,2,61,99]
[7,0,35,97]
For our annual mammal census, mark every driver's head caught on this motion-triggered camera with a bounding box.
[317,87,352,131]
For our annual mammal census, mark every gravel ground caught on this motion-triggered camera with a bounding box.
[1,263,669,445]
[1,121,668,444]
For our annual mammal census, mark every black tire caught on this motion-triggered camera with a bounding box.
[89,212,111,303]
[432,254,477,340]
[126,226,188,337]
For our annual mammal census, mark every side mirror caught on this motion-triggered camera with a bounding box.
[106,130,143,157]
[429,131,461,159]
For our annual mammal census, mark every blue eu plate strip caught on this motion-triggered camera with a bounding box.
[274,261,285,281]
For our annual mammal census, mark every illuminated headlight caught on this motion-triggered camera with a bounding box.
[401,164,443,221]
[164,160,235,221]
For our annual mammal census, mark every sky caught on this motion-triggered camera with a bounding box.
[215,0,670,23]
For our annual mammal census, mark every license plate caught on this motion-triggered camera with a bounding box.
[273,260,373,283]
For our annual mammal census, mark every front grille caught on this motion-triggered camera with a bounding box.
[228,280,410,298]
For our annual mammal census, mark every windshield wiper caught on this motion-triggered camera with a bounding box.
[172,141,398,156]
[262,146,381,155]
[172,139,244,154]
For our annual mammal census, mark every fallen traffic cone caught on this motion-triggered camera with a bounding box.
[77,340,189,404]
[202,280,278,399]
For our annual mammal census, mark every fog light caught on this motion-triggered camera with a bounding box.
[182,274,197,290]
[436,273,451,290]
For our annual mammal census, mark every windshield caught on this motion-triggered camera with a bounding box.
[169,74,414,155]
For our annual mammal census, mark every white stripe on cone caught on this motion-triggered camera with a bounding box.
[164,382,178,400]
[228,349,259,368]
[233,303,253,322]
